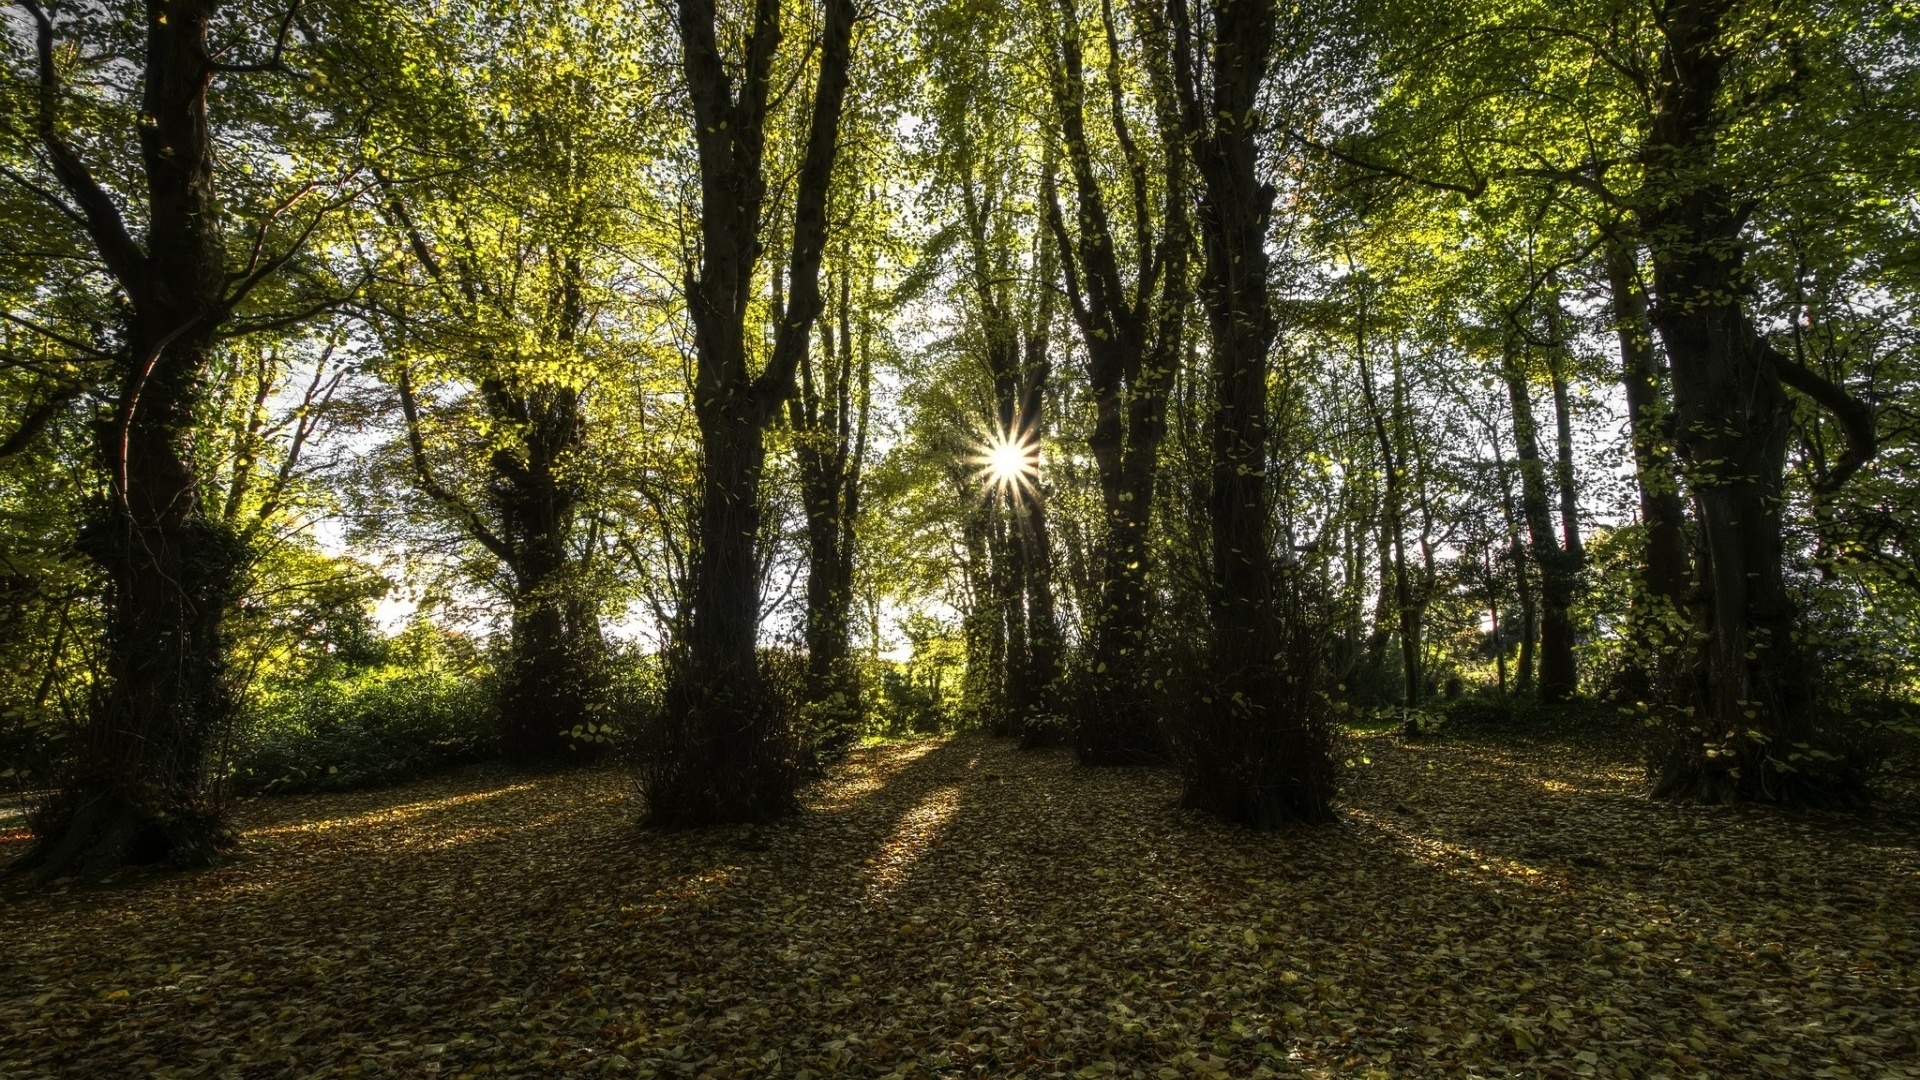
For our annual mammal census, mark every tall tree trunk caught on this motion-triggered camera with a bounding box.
[794,268,869,757]
[1501,336,1577,702]
[1172,0,1333,825]
[20,0,249,878]
[1636,0,1875,803]
[653,0,856,825]
[1487,547,1506,693]
[1357,339,1418,708]
[1603,232,1693,701]
[1514,538,1538,694]
[957,489,1005,728]
[1018,355,1067,744]
[1041,0,1188,764]
[1360,524,1394,703]
[1544,292,1586,567]
[1485,420,1536,695]
[1017,225,1066,741]
[995,510,1031,734]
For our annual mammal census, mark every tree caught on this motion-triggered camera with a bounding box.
[1600,227,1692,700]
[648,0,859,825]
[1040,0,1190,763]
[6,0,355,877]
[1170,0,1335,825]
[1334,0,1894,798]
[353,4,640,760]
[789,253,872,754]
[918,1,1067,742]
[1636,0,1877,801]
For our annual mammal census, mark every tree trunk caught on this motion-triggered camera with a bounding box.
[1359,524,1393,703]
[1041,0,1188,764]
[1544,292,1586,567]
[996,510,1031,734]
[486,363,607,761]
[958,493,1005,727]
[1357,327,1418,710]
[653,0,856,825]
[1487,547,1506,693]
[20,0,247,878]
[794,270,868,757]
[1603,233,1694,702]
[1485,422,1536,696]
[1501,337,1577,702]
[1172,0,1333,825]
[1636,0,1856,803]
[1018,371,1067,745]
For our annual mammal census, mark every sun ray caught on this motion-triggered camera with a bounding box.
[970,422,1041,500]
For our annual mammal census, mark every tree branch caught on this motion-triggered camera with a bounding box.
[1766,343,1877,494]
[395,366,515,562]
[750,0,857,417]
[204,0,304,74]
[15,0,149,303]
[0,309,113,357]
[0,382,84,460]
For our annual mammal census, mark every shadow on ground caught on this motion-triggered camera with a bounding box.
[1,733,1915,1078]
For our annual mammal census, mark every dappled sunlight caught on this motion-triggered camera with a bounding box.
[244,784,539,839]
[3,737,1913,1080]
[806,738,946,812]
[1346,805,1566,890]
[863,783,961,900]
[409,810,571,854]
[625,865,741,923]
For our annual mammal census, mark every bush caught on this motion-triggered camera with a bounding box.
[871,662,950,737]
[230,667,497,794]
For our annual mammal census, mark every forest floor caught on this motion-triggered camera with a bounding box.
[3,727,1918,1079]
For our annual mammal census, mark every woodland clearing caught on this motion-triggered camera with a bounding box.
[2,731,1917,1080]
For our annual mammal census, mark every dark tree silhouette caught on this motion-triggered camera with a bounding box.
[650,0,857,824]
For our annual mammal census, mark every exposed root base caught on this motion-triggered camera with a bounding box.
[10,790,233,884]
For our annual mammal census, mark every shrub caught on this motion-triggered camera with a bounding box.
[230,667,497,794]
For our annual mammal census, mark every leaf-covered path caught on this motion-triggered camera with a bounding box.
[3,734,1917,1079]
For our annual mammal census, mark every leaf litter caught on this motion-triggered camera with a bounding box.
[1,732,1916,1079]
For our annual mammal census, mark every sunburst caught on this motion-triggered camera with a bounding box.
[971,423,1041,500]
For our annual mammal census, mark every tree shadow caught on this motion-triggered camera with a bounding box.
[0,732,1913,1078]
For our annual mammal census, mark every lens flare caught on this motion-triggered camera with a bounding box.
[972,424,1041,498]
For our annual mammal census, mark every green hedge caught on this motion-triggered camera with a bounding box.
[230,668,498,794]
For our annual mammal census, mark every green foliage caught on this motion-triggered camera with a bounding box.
[231,667,497,795]
[230,622,495,794]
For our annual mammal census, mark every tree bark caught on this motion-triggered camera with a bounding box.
[1171,0,1333,825]
[957,484,1005,727]
[653,0,856,825]
[19,0,249,879]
